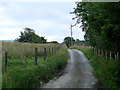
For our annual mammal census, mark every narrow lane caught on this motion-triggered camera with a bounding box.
[41,49,98,88]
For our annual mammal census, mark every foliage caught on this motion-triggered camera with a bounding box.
[2,46,68,88]
[64,37,89,47]
[70,46,120,88]
[72,2,120,53]
[64,37,75,48]
[15,28,47,43]
[48,41,59,44]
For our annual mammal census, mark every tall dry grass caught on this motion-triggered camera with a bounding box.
[2,41,58,58]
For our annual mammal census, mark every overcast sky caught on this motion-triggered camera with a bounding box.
[0,2,85,43]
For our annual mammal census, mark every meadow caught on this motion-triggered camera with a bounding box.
[70,46,120,88]
[1,42,68,88]
[2,41,59,58]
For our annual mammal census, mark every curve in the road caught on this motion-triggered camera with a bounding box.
[40,49,98,88]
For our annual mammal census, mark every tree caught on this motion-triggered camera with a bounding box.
[64,37,75,48]
[48,41,59,44]
[72,3,120,86]
[76,39,80,43]
[15,27,47,43]
[72,2,120,53]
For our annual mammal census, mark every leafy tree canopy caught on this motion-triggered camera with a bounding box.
[64,37,75,48]
[48,41,59,44]
[15,27,47,43]
[72,2,120,52]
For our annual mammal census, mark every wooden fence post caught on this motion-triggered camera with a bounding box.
[52,47,53,55]
[98,49,100,56]
[115,52,118,59]
[107,50,110,59]
[111,51,115,59]
[44,48,46,60]
[103,50,105,57]
[54,47,55,53]
[34,48,38,65]
[49,48,50,56]
[54,46,56,54]
[101,50,103,56]
[100,49,101,56]
[57,46,59,52]
[97,48,98,56]
[5,52,7,73]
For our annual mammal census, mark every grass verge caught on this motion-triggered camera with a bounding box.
[2,46,68,88]
[70,46,120,88]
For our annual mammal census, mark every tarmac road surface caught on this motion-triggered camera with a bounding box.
[40,49,98,88]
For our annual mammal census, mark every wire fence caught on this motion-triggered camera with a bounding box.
[3,46,61,73]
[71,43,120,60]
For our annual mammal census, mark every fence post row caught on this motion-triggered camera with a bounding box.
[34,48,38,65]
[44,48,47,60]
[4,46,62,72]
[94,47,120,60]
[5,52,8,73]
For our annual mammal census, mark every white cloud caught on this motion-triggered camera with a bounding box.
[35,19,68,30]
[0,7,4,13]
[0,2,85,43]
[0,20,15,26]
[0,28,24,40]
[0,6,6,20]
[0,19,85,42]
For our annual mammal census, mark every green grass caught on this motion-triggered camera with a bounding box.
[2,42,68,88]
[70,46,120,88]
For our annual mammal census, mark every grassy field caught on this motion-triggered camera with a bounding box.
[2,42,68,88]
[2,41,59,58]
[70,46,120,88]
